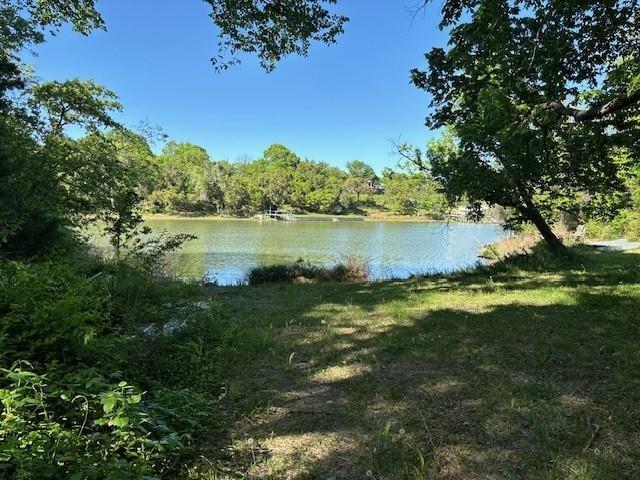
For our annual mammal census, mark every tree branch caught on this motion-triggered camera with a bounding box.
[544,90,640,122]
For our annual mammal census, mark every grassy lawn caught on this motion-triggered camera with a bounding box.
[187,247,640,479]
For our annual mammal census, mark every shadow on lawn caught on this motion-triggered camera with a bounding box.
[205,248,640,479]
[409,246,640,292]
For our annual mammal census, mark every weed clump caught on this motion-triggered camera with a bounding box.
[0,236,222,479]
[247,256,370,285]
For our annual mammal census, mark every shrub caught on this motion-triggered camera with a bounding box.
[586,209,640,241]
[336,254,370,281]
[0,250,221,478]
[0,260,106,367]
[0,255,199,367]
[246,259,320,285]
[246,256,370,285]
[0,363,189,479]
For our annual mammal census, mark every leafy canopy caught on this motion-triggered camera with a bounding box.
[30,78,122,135]
[411,0,640,251]
[205,0,348,71]
[0,0,103,55]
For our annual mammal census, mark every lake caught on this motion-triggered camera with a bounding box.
[143,218,509,285]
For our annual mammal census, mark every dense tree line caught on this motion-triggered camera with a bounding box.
[101,133,451,218]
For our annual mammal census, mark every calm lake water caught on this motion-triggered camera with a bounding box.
[143,219,509,285]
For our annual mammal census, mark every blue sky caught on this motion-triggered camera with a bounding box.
[26,0,447,172]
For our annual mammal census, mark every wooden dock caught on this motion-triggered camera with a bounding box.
[265,209,296,222]
[260,209,364,222]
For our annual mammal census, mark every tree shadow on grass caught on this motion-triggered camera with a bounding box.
[202,249,640,479]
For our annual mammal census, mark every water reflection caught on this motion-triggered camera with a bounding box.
[144,219,509,285]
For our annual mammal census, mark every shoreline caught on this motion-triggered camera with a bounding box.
[143,213,504,224]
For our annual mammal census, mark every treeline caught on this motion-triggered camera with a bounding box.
[110,134,450,217]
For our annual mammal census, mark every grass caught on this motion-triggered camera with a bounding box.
[247,256,370,285]
[179,246,640,479]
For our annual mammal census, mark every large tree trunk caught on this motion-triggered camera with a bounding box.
[517,196,568,256]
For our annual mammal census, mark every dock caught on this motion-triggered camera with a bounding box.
[264,209,296,221]
[259,209,364,222]
[585,239,640,251]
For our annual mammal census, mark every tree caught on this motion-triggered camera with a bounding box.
[0,54,24,111]
[291,160,345,212]
[380,167,395,183]
[254,144,301,208]
[0,72,128,255]
[105,129,158,198]
[30,79,122,136]
[151,142,216,212]
[2,0,347,72]
[0,0,102,52]
[222,170,261,215]
[262,143,301,169]
[380,165,448,217]
[344,160,376,203]
[346,160,375,181]
[204,0,348,71]
[0,118,65,256]
[260,167,293,208]
[411,0,640,254]
[0,0,103,109]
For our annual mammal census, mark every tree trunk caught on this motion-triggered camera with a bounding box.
[518,198,568,256]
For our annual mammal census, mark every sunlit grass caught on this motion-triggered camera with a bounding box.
[186,247,640,479]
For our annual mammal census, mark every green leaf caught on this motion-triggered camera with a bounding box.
[111,416,129,428]
[102,396,116,414]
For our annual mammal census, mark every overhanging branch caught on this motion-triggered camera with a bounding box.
[544,90,640,122]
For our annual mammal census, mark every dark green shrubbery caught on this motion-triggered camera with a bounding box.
[0,252,221,478]
[247,256,369,286]
[0,364,185,479]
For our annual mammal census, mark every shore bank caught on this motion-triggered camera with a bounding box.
[143,212,504,223]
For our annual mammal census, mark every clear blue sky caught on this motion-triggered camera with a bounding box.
[26,0,447,172]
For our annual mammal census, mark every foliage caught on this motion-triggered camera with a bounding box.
[0,77,131,257]
[0,118,67,256]
[382,171,448,217]
[0,364,186,479]
[128,141,451,218]
[247,256,369,285]
[204,0,348,71]
[0,0,103,56]
[583,147,640,240]
[411,0,640,252]
[586,210,640,241]
[0,248,220,478]
[290,159,346,213]
[346,160,376,181]
[342,160,377,205]
[30,79,122,136]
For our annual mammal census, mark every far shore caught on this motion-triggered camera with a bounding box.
[143,212,504,224]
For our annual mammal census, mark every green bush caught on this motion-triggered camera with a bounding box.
[247,256,369,285]
[0,363,188,479]
[586,209,640,241]
[0,253,221,478]
[0,260,107,366]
